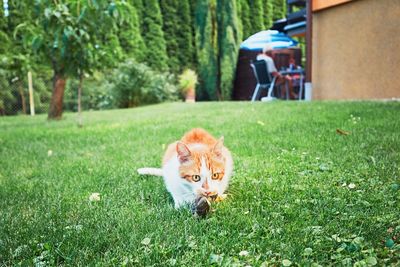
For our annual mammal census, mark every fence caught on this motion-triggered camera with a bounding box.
[0,72,95,116]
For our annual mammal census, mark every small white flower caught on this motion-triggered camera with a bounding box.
[239,250,249,256]
[348,183,356,189]
[89,193,101,201]
[282,259,292,266]
[141,237,151,246]
[47,150,53,156]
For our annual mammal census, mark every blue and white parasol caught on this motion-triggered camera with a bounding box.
[240,30,298,51]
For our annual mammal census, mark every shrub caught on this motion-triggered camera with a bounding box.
[111,60,179,108]
[64,74,115,112]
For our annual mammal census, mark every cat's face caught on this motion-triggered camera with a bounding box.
[177,139,226,197]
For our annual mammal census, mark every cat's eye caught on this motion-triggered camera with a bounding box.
[192,175,201,182]
[212,173,220,180]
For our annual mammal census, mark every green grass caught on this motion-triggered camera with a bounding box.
[0,101,399,266]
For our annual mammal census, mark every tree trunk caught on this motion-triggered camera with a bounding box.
[48,73,67,120]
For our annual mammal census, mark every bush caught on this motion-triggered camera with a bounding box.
[111,60,179,108]
[64,74,115,112]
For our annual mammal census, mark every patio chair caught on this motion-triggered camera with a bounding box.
[250,60,277,102]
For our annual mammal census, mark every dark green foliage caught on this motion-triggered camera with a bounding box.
[195,0,241,100]
[25,1,130,77]
[263,0,274,29]
[195,0,218,100]
[1,1,36,75]
[176,0,195,70]
[0,72,18,115]
[235,0,243,42]
[118,4,146,61]
[63,74,115,111]
[141,0,169,71]
[0,2,52,115]
[272,0,287,21]
[31,74,53,114]
[159,0,180,72]
[19,1,134,118]
[111,60,178,107]
[159,0,194,73]
[239,0,252,39]
[0,70,52,115]
[217,0,240,100]
[189,0,198,63]
[249,0,265,34]
[130,0,144,20]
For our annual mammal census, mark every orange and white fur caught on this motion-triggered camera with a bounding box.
[138,128,233,209]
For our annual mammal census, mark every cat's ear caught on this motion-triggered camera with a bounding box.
[176,142,191,163]
[213,136,224,157]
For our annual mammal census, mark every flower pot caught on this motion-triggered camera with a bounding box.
[185,87,195,103]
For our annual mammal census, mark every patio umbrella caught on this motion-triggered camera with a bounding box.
[240,30,298,51]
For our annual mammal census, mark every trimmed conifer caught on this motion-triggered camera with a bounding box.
[195,0,218,100]
[177,0,195,70]
[240,0,252,39]
[249,0,265,34]
[217,0,240,100]
[159,0,180,72]
[118,4,145,61]
[263,0,274,29]
[141,0,169,70]
[272,0,287,21]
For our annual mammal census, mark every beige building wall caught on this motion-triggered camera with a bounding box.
[312,0,400,99]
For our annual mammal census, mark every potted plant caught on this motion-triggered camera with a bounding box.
[179,69,198,103]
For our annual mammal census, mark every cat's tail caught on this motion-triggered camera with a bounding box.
[137,167,163,176]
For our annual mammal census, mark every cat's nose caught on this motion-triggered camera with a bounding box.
[202,181,210,190]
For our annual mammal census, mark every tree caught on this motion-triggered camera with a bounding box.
[235,0,243,42]
[130,0,144,22]
[249,0,265,34]
[217,0,240,100]
[176,0,195,70]
[263,0,274,29]
[21,1,130,119]
[159,0,180,72]
[240,0,252,39]
[195,0,218,100]
[272,0,287,21]
[118,3,145,61]
[141,0,169,71]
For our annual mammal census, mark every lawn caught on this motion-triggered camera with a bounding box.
[0,101,399,266]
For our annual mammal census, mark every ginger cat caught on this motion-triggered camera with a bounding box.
[138,128,233,209]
